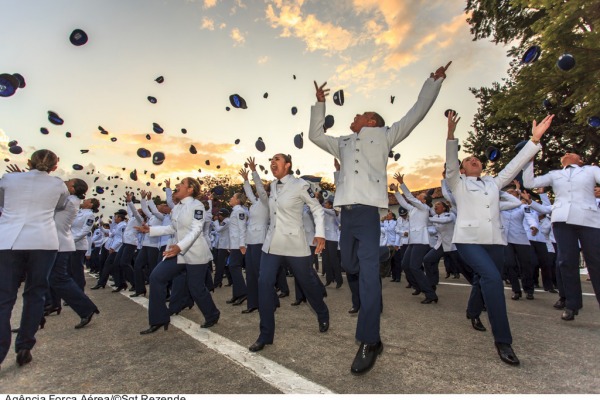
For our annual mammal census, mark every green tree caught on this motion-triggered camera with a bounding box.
[464,0,600,170]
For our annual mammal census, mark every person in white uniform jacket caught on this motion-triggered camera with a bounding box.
[309,63,450,375]
[112,193,142,292]
[213,208,232,288]
[248,153,329,353]
[240,158,270,313]
[225,192,249,305]
[445,110,553,366]
[424,201,461,281]
[323,199,343,288]
[0,149,70,367]
[391,176,438,303]
[391,209,410,283]
[523,146,600,321]
[46,179,100,330]
[92,210,127,289]
[500,188,538,300]
[69,197,100,289]
[136,177,220,333]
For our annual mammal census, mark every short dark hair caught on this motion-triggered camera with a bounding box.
[72,179,88,199]
[368,112,385,128]
[89,198,100,213]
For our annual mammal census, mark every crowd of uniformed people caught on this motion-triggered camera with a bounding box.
[1,63,599,376]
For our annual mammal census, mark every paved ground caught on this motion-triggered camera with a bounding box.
[2,268,599,394]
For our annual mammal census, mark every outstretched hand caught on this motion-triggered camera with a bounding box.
[447,110,460,140]
[313,81,330,102]
[393,172,404,185]
[431,61,452,81]
[246,157,257,172]
[239,168,249,181]
[531,114,555,142]
[5,164,24,173]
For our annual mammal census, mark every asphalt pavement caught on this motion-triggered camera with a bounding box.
[2,267,599,394]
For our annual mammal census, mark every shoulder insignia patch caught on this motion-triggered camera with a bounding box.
[524,207,531,213]
[307,188,315,198]
[86,219,94,226]
[239,213,245,220]
[194,210,204,220]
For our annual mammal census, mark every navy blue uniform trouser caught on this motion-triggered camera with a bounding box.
[423,246,444,286]
[115,243,137,288]
[257,252,328,344]
[505,243,534,295]
[530,240,554,291]
[276,262,290,294]
[391,246,407,280]
[456,244,512,344]
[323,240,343,285]
[0,250,56,363]
[69,250,87,290]
[295,246,326,302]
[245,244,262,309]
[49,252,97,318]
[228,249,248,299]
[553,222,600,310]
[133,246,160,294]
[339,205,381,344]
[402,244,437,299]
[97,250,117,286]
[213,248,231,287]
[148,258,220,326]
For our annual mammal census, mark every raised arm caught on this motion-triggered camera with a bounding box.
[308,81,341,159]
[390,182,413,211]
[445,111,461,190]
[387,63,450,148]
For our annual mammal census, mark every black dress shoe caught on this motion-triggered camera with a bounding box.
[201,317,219,328]
[241,307,258,314]
[226,297,237,304]
[249,341,266,352]
[291,299,306,306]
[548,288,558,293]
[348,307,359,314]
[325,281,332,287]
[232,295,247,306]
[553,298,566,309]
[405,284,412,288]
[511,292,522,300]
[561,308,578,321]
[526,293,534,300]
[140,323,169,334]
[351,341,383,375]
[335,282,343,289]
[421,298,438,304]
[470,317,486,332]
[111,285,127,293]
[445,273,451,279]
[278,292,289,298]
[44,306,62,316]
[90,284,105,290]
[74,309,100,329]
[224,282,233,287]
[319,321,329,333]
[411,290,421,296]
[129,292,146,298]
[16,349,32,366]
[495,342,520,366]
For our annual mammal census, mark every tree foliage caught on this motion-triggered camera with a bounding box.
[464,0,600,172]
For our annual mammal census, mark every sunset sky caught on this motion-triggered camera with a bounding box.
[0,0,512,212]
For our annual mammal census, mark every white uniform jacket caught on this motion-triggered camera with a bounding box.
[146,200,172,248]
[446,139,541,245]
[214,218,230,250]
[229,204,248,250]
[108,221,127,251]
[71,208,95,251]
[149,196,212,264]
[123,202,141,245]
[382,219,397,246]
[302,205,316,245]
[523,163,600,228]
[394,184,430,245]
[140,199,161,248]
[500,204,537,245]
[262,174,325,257]
[323,207,340,242]
[54,195,81,252]
[0,170,70,250]
[429,212,456,252]
[394,217,410,247]
[243,171,270,245]
[309,77,443,209]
